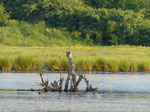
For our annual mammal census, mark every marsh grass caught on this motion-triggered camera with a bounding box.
[31,58,41,71]
[46,58,58,71]
[130,61,138,72]
[94,58,108,72]
[0,46,149,72]
[139,60,150,72]
[14,55,33,71]
[0,57,12,71]
[120,60,130,72]
[75,59,93,71]
[46,58,69,71]
[107,58,120,72]
[59,59,69,71]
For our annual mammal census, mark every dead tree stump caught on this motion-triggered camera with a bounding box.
[37,51,99,93]
[64,51,98,92]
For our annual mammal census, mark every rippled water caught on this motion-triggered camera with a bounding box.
[0,73,150,112]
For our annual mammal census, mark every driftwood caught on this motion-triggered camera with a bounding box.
[38,73,64,92]
[37,51,99,93]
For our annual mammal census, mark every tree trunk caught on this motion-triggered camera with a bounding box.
[64,51,77,91]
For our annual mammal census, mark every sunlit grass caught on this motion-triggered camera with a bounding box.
[75,59,93,71]
[14,55,33,71]
[94,58,108,72]
[120,59,130,72]
[0,45,149,72]
[139,59,150,72]
[0,57,12,71]
[107,58,120,72]
[130,61,138,72]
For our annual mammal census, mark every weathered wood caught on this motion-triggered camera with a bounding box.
[69,75,83,92]
[65,51,77,91]
[65,51,80,91]
[59,74,64,91]
[39,73,45,86]
[81,74,98,91]
[39,73,51,92]
[37,50,100,93]
[64,70,71,91]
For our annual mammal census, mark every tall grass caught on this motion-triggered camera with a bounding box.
[75,59,93,71]
[14,55,33,71]
[107,58,120,72]
[130,61,138,72]
[0,57,12,71]
[46,58,69,71]
[120,60,130,72]
[0,46,149,72]
[31,58,41,71]
[139,60,150,72]
[94,58,108,72]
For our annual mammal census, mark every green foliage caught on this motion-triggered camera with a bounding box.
[0,46,149,72]
[84,0,150,12]
[0,4,9,26]
[0,0,149,46]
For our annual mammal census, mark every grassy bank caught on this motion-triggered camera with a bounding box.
[0,46,149,73]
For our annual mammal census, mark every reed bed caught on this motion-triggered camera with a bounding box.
[0,46,149,73]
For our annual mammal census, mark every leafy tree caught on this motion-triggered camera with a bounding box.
[0,0,27,20]
[0,4,9,26]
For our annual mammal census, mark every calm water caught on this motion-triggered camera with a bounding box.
[0,73,150,112]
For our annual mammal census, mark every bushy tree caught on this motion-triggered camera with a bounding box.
[0,4,9,26]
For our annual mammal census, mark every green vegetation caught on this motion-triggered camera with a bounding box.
[0,1,149,72]
[0,46,149,73]
[0,57,12,71]
[14,55,33,71]
[0,0,149,46]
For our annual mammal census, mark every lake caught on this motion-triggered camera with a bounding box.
[0,73,150,112]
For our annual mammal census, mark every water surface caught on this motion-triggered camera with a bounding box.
[0,73,150,112]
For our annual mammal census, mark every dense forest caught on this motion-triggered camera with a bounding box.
[0,0,149,46]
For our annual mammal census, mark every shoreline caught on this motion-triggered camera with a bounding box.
[0,70,149,74]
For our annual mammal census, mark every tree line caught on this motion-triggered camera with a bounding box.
[0,0,149,46]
